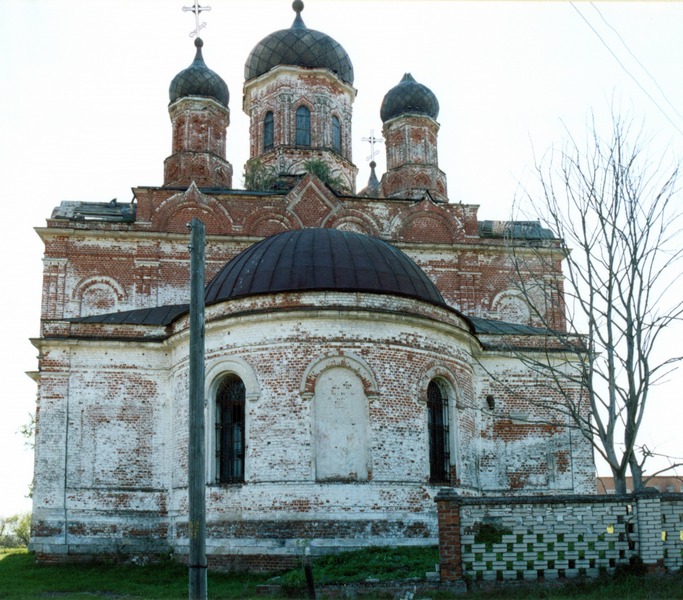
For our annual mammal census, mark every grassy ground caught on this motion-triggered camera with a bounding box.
[0,549,263,599]
[1,547,682,599]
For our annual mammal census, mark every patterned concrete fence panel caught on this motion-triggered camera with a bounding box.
[660,496,683,570]
[435,489,683,583]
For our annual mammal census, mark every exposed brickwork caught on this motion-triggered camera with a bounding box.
[243,66,358,192]
[164,97,233,189]
[31,9,593,567]
[382,114,448,201]
[38,179,566,330]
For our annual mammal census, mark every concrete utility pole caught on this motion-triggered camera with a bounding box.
[188,218,207,600]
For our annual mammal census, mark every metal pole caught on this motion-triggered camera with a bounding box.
[188,218,207,600]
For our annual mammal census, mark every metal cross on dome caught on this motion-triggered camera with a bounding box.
[182,0,211,38]
[362,129,384,163]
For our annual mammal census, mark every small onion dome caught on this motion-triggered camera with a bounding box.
[205,228,445,306]
[169,38,229,106]
[244,1,354,85]
[380,73,439,123]
[359,161,380,198]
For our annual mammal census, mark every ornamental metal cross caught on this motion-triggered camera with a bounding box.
[362,129,384,163]
[182,0,212,38]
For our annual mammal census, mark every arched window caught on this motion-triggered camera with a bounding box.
[332,115,341,153]
[215,375,245,484]
[427,380,450,483]
[263,111,274,152]
[296,105,311,146]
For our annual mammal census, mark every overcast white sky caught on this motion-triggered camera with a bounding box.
[2,0,683,517]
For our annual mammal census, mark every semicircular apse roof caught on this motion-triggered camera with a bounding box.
[205,228,445,306]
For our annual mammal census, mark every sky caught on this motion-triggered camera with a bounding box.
[2,0,683,517]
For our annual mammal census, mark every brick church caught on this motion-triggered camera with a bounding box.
[30,1,594,568]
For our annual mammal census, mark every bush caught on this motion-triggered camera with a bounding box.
[243,158,279,191]
[303,159,347,193]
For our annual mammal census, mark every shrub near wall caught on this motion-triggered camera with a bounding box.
[435,490,683,583]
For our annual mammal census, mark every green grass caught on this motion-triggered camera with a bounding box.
[2,547,683,599]
[279,545,440,587]
[0,549,266,599]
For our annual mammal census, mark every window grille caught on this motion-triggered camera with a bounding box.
[296,106,311,146]
[216,375,245,483]
[263,111,274,152]
[427,380,450,483]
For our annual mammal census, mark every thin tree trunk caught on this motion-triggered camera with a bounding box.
[629,455,644,492]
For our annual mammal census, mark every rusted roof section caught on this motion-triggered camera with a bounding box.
[51,199,135,222]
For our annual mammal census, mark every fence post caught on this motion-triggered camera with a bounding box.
[636,489,665,573]
[435,488,464,582]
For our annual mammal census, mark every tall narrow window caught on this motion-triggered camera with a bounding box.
[296,105,311,146]
[427,380,450,483]
[332,115,341,153]
[216,375,245,483]
[263,111,274,152]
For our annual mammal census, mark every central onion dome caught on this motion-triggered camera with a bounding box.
[205,228,445,305]
[169,38,229,106]
[380,73,439,122]
[244,1,354,85]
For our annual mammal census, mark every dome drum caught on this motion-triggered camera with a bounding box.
[243,67,357,191]
[243,68,355,152]
[169,98,229,155]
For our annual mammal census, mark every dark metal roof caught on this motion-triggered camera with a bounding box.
[244,2,354,85]
[69,304,189,326]
[169,38,229,106]
[468,316,556,335]
[67,304,554,340]
[380,73,439,123]
[205,228,446,305]
[478,220,556,240]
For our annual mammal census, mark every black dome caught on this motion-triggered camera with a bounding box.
[380,73,439,122]
[169,38,229,106]
[205,228,445,305]
[244,1,354,85]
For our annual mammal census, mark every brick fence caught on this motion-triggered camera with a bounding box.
[435,489,683,583]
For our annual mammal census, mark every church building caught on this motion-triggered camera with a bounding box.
[30,2,594,569]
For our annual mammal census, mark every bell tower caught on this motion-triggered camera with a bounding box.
[380,74,447,201]
[164,36,232,189]
[242,2,358,192]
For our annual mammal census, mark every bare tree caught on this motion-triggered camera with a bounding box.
[508,114,683,494]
